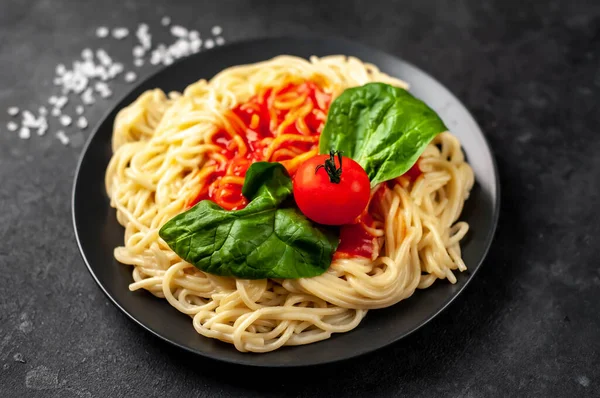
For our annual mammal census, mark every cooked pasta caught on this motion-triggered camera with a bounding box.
[105,55,474,353]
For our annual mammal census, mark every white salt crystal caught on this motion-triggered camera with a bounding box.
[204,39,215,49]
[39,106,47,115]
[124,71,137,83]
[211,26,222,36]
[19,126,31,139]
[215,37,225,46]
[7,107,19,116]
[56,64,66,75]
[60,114,72,126]
[112,27,129,40]
[96,26,109,38]
[56,130,69,145]
[170,25,188,38]
[134,58,144,67]
[82,48,94,60]
[76,116,88,129]
[161,16,171,26]
[82,88,95,105]
[189,30,200,40]
[76,105,84,115]
[133,45,145,58]
[7,121,18,131]
[51,108,61,116]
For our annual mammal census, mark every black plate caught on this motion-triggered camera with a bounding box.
[72,36,500,367]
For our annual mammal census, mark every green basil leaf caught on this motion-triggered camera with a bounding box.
[319,82,447,186]
[158,162,338,279]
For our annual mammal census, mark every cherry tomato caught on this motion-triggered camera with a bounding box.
[292,151,370,225]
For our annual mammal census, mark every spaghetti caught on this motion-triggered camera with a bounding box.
[105,55,474,353]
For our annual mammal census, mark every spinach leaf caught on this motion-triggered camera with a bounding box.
[319,82,447,187]
[159,162,338,279]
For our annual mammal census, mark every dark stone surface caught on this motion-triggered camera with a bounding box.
[1,0,599,396]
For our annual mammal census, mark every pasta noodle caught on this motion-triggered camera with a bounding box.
[105,55,474,353]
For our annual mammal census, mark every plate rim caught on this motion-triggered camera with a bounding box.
[71,34,501,367]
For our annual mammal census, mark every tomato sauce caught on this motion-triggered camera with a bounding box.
[188,81,331,210]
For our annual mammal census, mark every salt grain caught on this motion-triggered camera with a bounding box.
[55,96,68,109]
[8,107,19,116]
[189,30,200,40]
[59,114,72,126]
[7,121,18,131]
[134,58,144,67]
[136,24,152,50]
[133,45,145,58]
[56,64,66,75]
[19,126,31,140]
[76,105,84,115]
[215,37,225,46]
[56,130,69,145]
[161,16,171,26]
[170,25,188,38]
[211,26,222,36]
[96,49,112,67]
[82,88,95,105]
[76,116,88,129]
[51,108,61,117]
[81,48,94,60]
[96,26,109,38]
[112,27,129,40]
[39,106,47,116]
[205,39,215,49]
[124,71,137,83]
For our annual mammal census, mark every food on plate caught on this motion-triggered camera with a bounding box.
[105,55,474,352]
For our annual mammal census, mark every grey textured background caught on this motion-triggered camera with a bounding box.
[1,0,599,397]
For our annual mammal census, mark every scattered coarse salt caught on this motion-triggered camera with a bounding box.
[82,87,95,105]
[96,26,109,38]
[136,24,152,50]
[124,71,137,83]
[10,20,227,145]
[133,45,145,58]
[112,27,129,40]
[82,48,94,60]
[96,49,112,67]
[37,123,48,136]
[59,114,72,126]
[56,64,67,76]
[170,25,188,38]
[76,116,88,129]
[56,130,69,145]
[190,39,202,53]
[95,81,112,98]
[55,96,68,109]
[19,126,31,140]
[108,62,124,78]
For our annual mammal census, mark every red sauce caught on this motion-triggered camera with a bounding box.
[188,80,331,210]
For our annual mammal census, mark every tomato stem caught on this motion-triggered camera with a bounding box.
[315,150,343,184]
